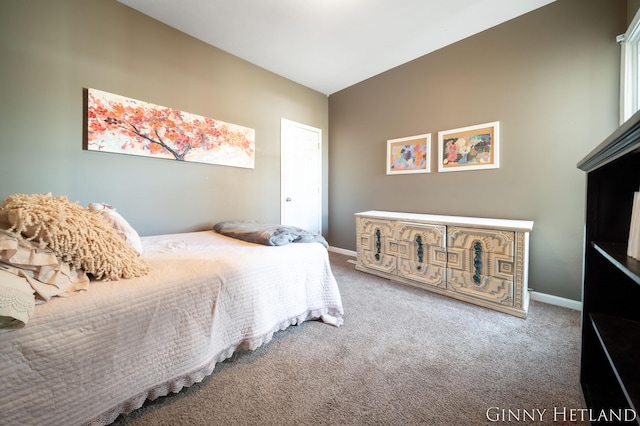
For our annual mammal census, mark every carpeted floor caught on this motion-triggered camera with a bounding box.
[112,251,585,425]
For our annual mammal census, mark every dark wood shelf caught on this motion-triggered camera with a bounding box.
[579,110,640,424]
[592,242,640,286]
[582,382,631,418]
[590,313,640,414]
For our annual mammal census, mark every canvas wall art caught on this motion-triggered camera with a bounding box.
[85,88,255,168]
[386,134,431,174]
[438,121,499,172]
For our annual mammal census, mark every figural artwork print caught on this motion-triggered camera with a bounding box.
[438,121,499,172]
[85,88,256,168]
[386,134,431,174]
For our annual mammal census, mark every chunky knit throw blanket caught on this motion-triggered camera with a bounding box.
[1,193,149,280]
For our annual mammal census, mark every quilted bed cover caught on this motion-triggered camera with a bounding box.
[0,231,343,426]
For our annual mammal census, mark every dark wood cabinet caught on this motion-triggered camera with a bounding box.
[577,109,640,424]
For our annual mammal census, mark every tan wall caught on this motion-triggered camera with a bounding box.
[328,0,626,301]
[0,0,628,302]
[0,0,329,236]
[629,0,640,24]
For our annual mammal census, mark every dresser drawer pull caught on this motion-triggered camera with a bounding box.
[416,234,424,270]
[375,228,381,260]
[473,240,482,284]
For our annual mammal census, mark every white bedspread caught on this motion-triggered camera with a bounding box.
[0,231,343,426]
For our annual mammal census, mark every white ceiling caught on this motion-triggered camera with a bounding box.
[117,0,555,95]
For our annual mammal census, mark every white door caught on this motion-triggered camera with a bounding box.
[281,118,322,233]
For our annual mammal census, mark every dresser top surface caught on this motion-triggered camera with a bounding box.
[355,210,534,232]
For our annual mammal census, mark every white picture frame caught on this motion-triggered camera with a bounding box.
[437,121,499,173]
[386,134,431,175]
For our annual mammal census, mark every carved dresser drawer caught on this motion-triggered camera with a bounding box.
[356,216,398,276]
[396,222,447,289]
[446,227,516,307]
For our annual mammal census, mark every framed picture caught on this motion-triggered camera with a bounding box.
[85,88,255,168]
[437,121,499,172]
[386,134,431,175]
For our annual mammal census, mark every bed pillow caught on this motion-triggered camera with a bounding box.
[1,193,149,281]
[214,221,329,248]
[88,203,143,255]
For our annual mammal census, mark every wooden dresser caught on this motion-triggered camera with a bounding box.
[355,211,534,318]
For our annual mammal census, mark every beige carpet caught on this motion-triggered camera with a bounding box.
[112,252,585,426]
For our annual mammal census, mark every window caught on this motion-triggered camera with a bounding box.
[619,8,640,124]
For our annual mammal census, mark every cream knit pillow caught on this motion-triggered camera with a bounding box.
[1,193,149,281]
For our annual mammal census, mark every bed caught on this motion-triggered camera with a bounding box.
[0,196,343,426]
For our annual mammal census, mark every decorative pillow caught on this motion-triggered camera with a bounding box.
[1,193,149,281]
[88,203,143,255]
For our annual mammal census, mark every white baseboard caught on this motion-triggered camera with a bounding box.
[328,247,583,311]
[328,246,356,257]
[529,291,582,311]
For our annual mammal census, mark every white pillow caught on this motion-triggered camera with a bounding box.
[88,203,143,255]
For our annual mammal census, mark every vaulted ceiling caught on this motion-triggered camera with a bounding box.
[117,0,556,95]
